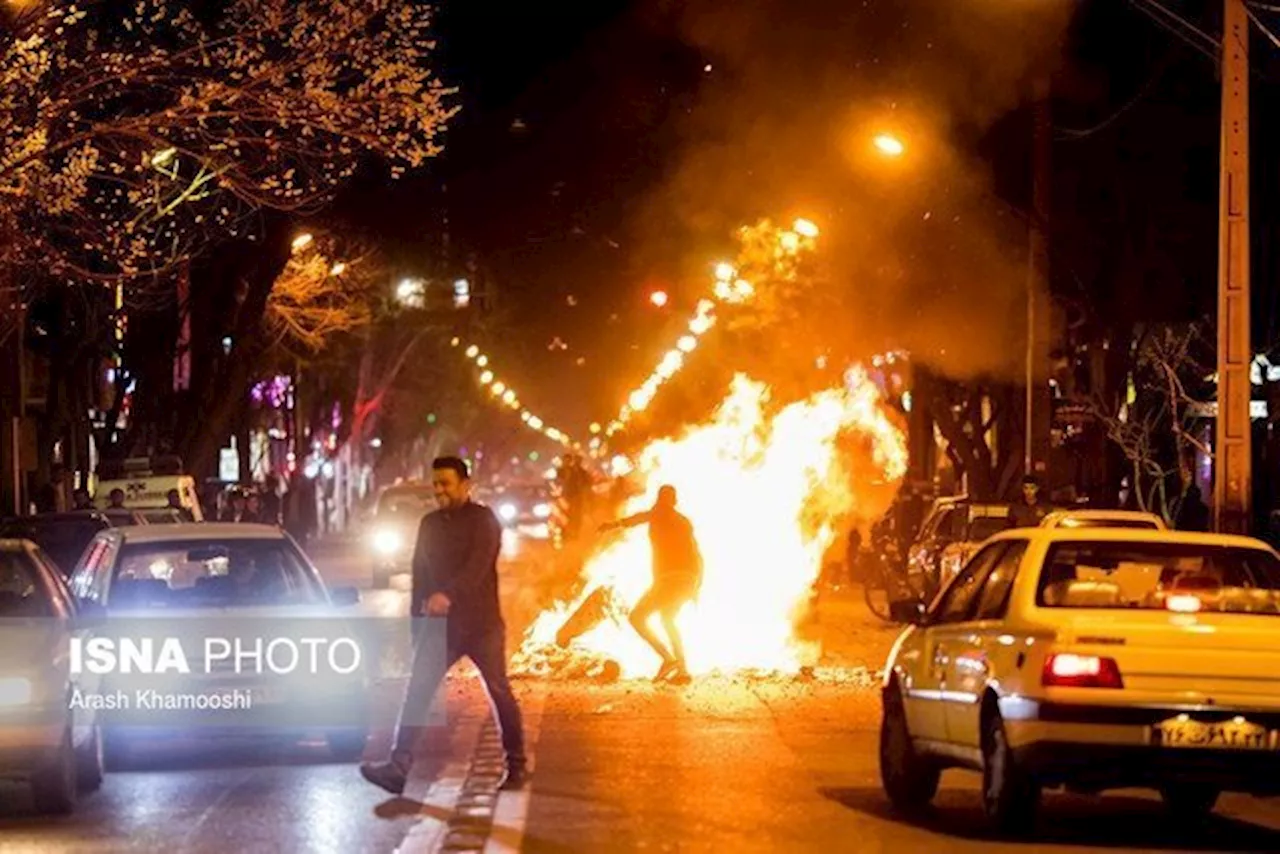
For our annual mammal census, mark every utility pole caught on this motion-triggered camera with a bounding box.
[1026,75,1052,481]
[1214,0,1251,533]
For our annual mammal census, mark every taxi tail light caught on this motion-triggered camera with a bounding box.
[1042,653,1124,689]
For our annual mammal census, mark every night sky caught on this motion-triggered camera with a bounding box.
[341,0,1274,445]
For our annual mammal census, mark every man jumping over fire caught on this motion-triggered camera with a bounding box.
[599,485,703,683]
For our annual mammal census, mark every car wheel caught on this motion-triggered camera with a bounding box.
[76,725,105,793]
[31,729,77,815]
[981,711,1040,835]
[879,686,939,811]
[1161,783,1220,820]
[325,727,368,761]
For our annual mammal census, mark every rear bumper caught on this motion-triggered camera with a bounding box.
[1003,699,1280,794]
[1014,740,1280,794]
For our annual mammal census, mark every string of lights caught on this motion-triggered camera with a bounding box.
[592,217,820,453]
[450,338,575,448]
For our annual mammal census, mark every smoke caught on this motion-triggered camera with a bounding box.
[632,0,1074,384]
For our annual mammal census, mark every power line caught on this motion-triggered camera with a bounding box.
[1137,0,1221,50]
[1245,3,1280,50]
[1056,53,1174,140]
[1126,0,1219,62]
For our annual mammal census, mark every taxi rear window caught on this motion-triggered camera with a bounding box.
[1037,541,1280,614]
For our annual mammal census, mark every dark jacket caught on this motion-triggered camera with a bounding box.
[411,501,504,626]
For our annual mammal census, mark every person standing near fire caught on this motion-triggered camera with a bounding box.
[598,484,703,684]
[360,456,527,795]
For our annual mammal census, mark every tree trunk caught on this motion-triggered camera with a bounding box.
[177,212,293,479]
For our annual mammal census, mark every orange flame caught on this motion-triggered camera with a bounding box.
[519,366,906,678]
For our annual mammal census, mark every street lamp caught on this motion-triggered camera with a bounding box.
[649,290,669,307]
[869,129,1041,478]
[395,277,426,309]
[291,233,314,252]
[873,134,905,157]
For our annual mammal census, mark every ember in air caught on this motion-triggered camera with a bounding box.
[69,637,362,675]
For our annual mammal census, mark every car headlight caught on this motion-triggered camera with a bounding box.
[372,529,402,555]
[498,503,518,522]
[533,502,552,519]
[0,677,33,708]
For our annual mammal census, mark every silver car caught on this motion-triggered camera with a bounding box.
[69,524,368,767]
[0,538,105,813]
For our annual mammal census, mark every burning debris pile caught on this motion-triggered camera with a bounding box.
[514,368,907,683]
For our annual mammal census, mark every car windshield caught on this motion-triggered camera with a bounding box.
[0,519,103,576]
[0,550,53,617]
[109,539,325,609]
[1037,541,1280,614]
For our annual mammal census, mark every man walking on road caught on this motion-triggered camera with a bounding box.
[360,456,528,795]
[599,485,703,683]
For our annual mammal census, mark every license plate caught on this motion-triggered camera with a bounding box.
[1153,717,1274,750]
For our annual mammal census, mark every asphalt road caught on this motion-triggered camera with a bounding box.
[5,540,1280,853]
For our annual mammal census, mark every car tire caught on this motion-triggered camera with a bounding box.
[981,711,1040,836]
[879,686,939,811]
[76,725,105,793]
[1161,783,1220,820]
[31,729,77,815]
[325,727,368,761]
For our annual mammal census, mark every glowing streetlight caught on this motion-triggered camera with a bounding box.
[649,290,669,307]
[291,233,314,252]
[329,261,347,276]
[395,277,426,308]
[873,134,905,157]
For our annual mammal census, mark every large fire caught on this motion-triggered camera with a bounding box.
[517,367,907,679]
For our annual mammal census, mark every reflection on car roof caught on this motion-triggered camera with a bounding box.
[112,523,285,543]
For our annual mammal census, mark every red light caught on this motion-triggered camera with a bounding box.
[649,290,669,307]
[1043,653,1123,689]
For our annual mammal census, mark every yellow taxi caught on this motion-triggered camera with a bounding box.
[879,526,1280,834]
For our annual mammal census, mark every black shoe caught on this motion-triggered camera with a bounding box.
[499,764,530,791]
[360,760,408,796]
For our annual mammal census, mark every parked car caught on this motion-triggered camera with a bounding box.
[0,510,152,577]
[907,497,1019,600]
[880,526,1280,834]
[0,538,105,813]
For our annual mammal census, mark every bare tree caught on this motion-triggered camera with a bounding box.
[1089,322,1212,521]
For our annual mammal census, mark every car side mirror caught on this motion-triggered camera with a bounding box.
[330,586,360,607]
[889,599,926,625]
